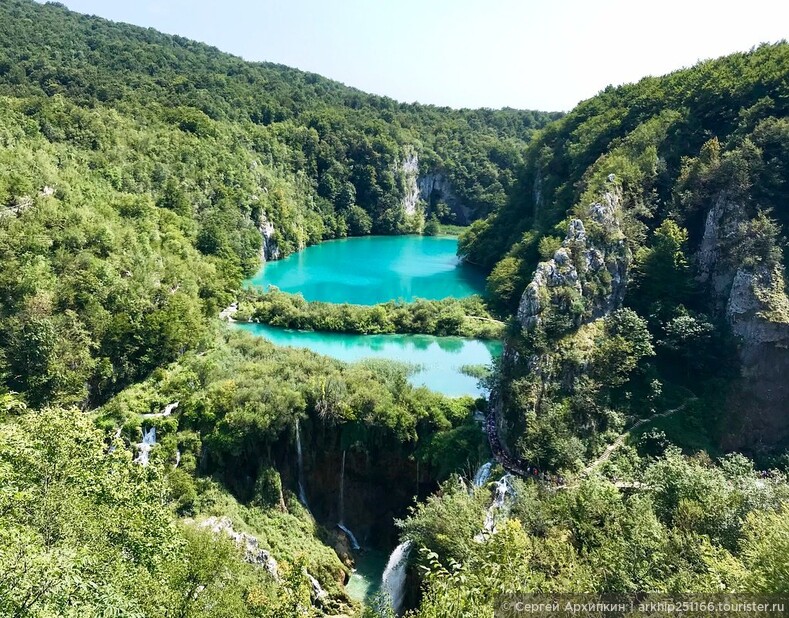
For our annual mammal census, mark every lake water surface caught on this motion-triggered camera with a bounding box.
[240,235,499,397]
[247,235,485,304]
[233,322,501,397]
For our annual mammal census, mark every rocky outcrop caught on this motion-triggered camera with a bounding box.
[395,148,471,224]
[417,172,470,224]
[258,215,280,261]
[199,516,280,580]
[517,187,630,331]
[280,421,435,550]
[695,194,789,449]
[398,149,420,217]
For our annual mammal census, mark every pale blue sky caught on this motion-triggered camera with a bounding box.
[47,0,788,111]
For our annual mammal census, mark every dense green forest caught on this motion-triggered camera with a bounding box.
[460,41,789,468]
[0,0,556,408]
[1,0,788,616]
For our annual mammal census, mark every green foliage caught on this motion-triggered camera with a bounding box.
[0,0,558,407]
[629,220,693,321]
[423,216,441,236]
[400,453,789,616]
[463,43,789,275]
[241,289,504,339]
[0,407,302,617]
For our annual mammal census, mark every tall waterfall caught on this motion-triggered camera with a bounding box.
[295,422,309,508]
[472,461,493,488]
[337,450,361,550]
[382,540,412,615]
[134,426,156,466]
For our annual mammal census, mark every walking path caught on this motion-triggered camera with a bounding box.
[485,391,692,488]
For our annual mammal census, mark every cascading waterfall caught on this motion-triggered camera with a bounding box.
[477,474,512,538]
[295,422,309,508]
[381,540,412,615]
[472,461,493,488]
[337,523,361,551]
[142,401,179,419]
[134,426,156,466]
[337,450,361,550]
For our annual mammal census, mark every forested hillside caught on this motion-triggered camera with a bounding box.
[461,42,789,466]
[0,0,556,407]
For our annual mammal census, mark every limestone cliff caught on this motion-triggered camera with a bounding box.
[395,148,471,224]
[258,215,280,262]
[517,186,631,331]
[695,193,789,449]
[397,149,421,217]
[417,171,471,224]
[490,184,632,463]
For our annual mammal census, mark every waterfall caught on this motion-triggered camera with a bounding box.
[108,427,122,454]
[174,449,181,468]
[134,426,156,466]
[381,540,412,615]
[142,401,179,419]
[472,461,493,488]
[337,449,361,550]
[295,422,309,508]
[479,475,512,536]
[306,572,328,600]
[337,523,360,551]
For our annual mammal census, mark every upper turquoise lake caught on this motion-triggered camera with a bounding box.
[240,235,499,397]
[247,235,486,304]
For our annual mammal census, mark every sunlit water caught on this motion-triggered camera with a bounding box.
[247,235,486,304]
[232,323,500,397]
[240,235,500,397]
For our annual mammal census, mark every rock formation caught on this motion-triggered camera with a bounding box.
[695,193,789,449]
[517,186,631,331]
[199,516,280,580]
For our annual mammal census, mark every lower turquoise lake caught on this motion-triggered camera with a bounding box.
[233,322,501,398]
[247,235,486,304]
[240,235,500,397]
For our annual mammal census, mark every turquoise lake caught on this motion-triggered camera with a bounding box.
[233,322,501,398]
[240,235,500,397]
[247,235,486,305]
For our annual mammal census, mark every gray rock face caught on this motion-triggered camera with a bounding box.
[393,147,471,223]
[417,171,471,224]
[200,516,279,580]
[517,188,630,331]
[259,215,279,262]
[398,149,420,217]
[696,196,789,448]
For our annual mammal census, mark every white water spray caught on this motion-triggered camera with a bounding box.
[134,426,156,466]
[479,474,512,537]
[142,401,179,419]
[382,540,412,615]
[473,461,493,488]
[337,450,361,549]
[337,523,361,551]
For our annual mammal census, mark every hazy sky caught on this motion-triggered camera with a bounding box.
[47,0,788,111]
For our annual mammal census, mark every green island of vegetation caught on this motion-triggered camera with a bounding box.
[235,290,505,339]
